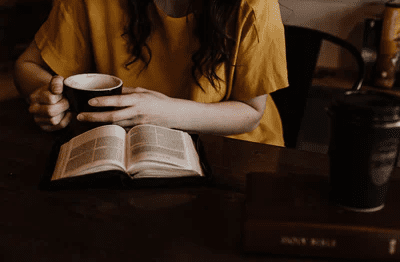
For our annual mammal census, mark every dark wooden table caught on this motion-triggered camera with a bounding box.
[1,97,398,262]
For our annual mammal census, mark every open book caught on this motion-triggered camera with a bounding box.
[51,124,205,183]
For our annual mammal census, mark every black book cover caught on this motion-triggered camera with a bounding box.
[242,172,400,261]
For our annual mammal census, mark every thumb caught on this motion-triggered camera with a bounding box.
[50,75,64,95]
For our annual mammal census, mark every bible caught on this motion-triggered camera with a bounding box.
[242,172,400,261]
[46,124,207,189]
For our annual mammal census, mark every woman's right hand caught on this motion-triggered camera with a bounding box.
[28,75,72,131]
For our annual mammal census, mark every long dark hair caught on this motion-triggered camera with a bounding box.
[122,0,241,90]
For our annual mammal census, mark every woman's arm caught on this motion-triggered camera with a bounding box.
[14,41,71,131]
[166,94,267,135]
[76,87,267,136]
[14,41,54,98]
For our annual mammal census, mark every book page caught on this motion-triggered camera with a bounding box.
[129,132,205,178]
[51,125,126,181]
[126,125,202,175]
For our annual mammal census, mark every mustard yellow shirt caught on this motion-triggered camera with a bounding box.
[35,0,289,146]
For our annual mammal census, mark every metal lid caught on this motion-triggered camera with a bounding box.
[330,90,400,122]
[386,0,400,7]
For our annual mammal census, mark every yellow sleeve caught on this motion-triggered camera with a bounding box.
[230,0,288,101]
[34,0,93,77]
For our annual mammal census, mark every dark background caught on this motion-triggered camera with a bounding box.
[0,0,52,65]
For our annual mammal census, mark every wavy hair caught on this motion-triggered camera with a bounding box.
[121,0,241,90]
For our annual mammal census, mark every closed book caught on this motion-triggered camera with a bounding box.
[242,172,400,260]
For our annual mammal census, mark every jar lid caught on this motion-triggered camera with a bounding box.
[331,90,400,122]
[386,0,400,7]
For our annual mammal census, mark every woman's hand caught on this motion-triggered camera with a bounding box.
[28,75,72,131]
[76,87,179,128]
[76,86,267,136]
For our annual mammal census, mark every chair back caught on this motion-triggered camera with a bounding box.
[271,25,365,148]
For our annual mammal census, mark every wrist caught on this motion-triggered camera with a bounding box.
[167,97,191,130]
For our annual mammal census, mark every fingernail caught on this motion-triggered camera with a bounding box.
[77,114,84,121]
[89,99,98,106]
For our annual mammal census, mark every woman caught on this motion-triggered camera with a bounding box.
[13,0,288,146]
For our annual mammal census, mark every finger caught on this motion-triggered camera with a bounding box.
[131,87,168,98]
[88,88,165,107]
[113,115,166,128]
[40,125,58,132]
[29,88,63,105]
[121,87,152,95]
[88,94,140,107]
[50,75,64,95]
[40,123,64,132]
[113,117,144,127]
[29,97,70,116]
[45,90,64,104]
[77,107,133,123]
[38,112,72,132]
[57,111,73,129]
[128,87,166,97]
[132,87,166,96]
[34,112,65,126]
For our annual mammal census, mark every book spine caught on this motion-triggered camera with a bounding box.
[243,220,400,260]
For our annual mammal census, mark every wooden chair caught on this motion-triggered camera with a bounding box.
[270,25,365,148]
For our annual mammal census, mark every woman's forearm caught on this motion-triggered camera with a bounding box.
[13,41,53,99]
[14,61,53,98]
[170,97,265,136]
[79,89,267,136]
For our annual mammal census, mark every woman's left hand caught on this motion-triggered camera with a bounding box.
[76,87,179,128]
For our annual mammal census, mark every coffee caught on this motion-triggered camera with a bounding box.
[63,73,123,135]
[64,74,122,91]
[327,90,400,212]
[64,73,123,113]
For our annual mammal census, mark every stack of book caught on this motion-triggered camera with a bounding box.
[242,172,400,260]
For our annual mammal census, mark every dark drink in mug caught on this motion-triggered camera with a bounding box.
[327,90,400,212]
[63,73,123,134]
[64,73,123,113]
